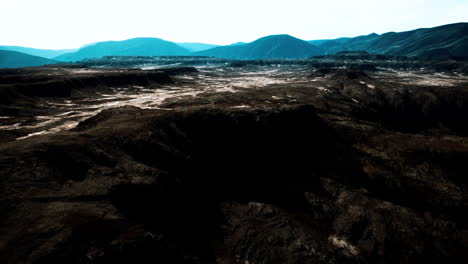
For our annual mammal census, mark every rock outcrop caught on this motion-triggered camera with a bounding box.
[0,67,197,104]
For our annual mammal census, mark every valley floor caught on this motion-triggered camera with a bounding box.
[1,65,466,142]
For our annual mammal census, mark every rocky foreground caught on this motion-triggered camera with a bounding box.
[0,64,468,263]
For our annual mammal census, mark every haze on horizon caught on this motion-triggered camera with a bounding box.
[2,0,468,50]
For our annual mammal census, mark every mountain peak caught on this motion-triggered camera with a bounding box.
[254,34,298,41]
[195,34,322,59]
[265,34,293,38]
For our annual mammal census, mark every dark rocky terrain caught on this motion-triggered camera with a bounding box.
[0,59,468,263]
[67,54,468,75]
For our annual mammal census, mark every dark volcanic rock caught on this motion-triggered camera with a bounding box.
[311,68,373,80]
[1,62,468,263]
[310,53,468,74]
[159,66,199,75]
[62,55,468,76]
[0,95,467,263]
[328,69,372,80]
[0,68,182,104]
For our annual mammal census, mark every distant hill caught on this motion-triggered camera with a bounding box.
[177,43,219,52]
[194,35,323,59]
[0,46,77,59]
[315,23,468,57]
[55,38,191,62]
[0,50,58,68]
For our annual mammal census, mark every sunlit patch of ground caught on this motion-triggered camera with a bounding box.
[1,66,309,140]
[2,66,467,141]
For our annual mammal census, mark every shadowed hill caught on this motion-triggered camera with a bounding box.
[0,50,58,68]
[316,23,468,57]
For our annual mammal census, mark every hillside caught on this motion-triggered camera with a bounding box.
[55,38,191,62]
[0,50,57,68]
[316,23,468,57]
[194,34,323,59]
[0,46,77,59]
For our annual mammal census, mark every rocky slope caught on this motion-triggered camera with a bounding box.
[0,66,467,263]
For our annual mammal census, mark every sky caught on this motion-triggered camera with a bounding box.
[2,0,468,49]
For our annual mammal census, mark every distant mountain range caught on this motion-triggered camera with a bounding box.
[0,22,467,67]
[0,50,57,68]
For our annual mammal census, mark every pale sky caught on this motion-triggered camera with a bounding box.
[2,0,468,49]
